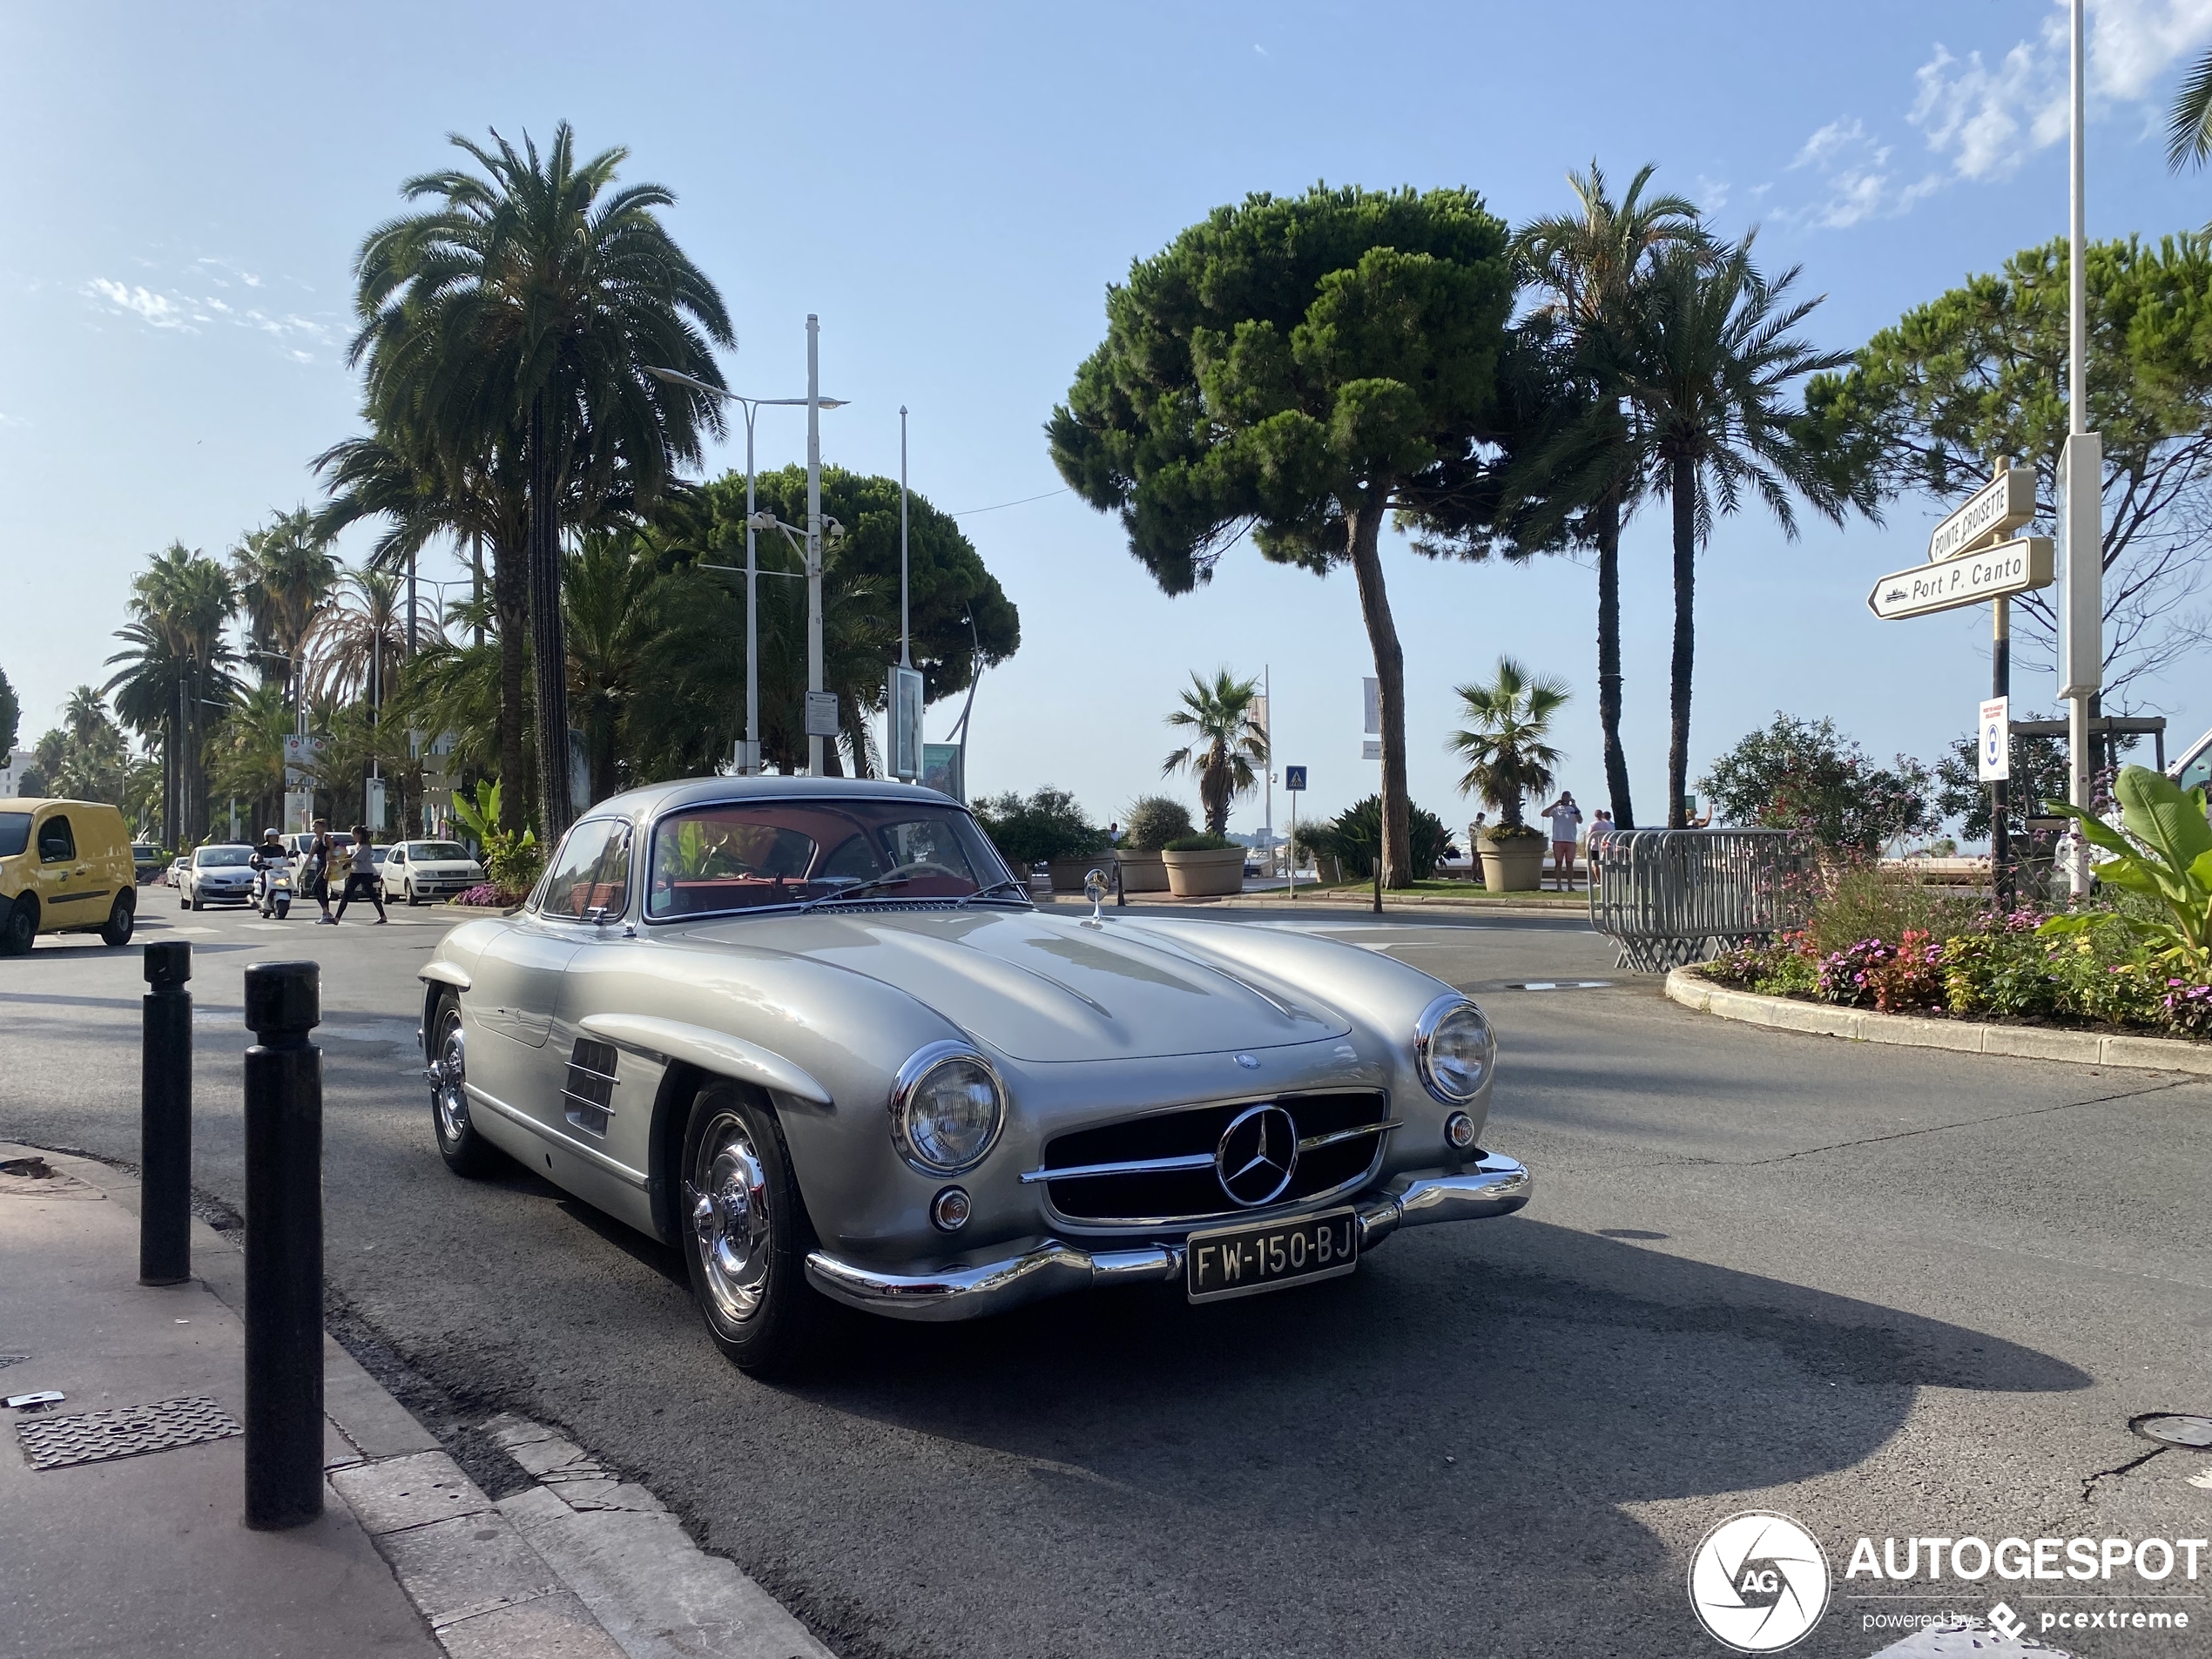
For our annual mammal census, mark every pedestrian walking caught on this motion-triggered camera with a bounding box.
[306,819,336,923]
[1585,809,1616,883]
[333,823,388,923]
[1541,792,1583,891]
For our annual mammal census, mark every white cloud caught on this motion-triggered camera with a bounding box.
[1912,0,2212,182]
[86,278,195,330]
[84,266,335,359]
[1780,118,1932,228]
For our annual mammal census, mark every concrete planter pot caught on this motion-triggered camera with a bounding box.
[1477,836,1546,893]
[1162,846,1245,897]
[1047,854,1116,894]
[1115,850,1170,893]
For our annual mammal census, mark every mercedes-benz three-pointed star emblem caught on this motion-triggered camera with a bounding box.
[1215,1103,1298,1207]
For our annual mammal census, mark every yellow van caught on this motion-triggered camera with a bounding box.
[0,799,138,954]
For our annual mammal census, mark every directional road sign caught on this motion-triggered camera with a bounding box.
[1928,468,2035,563]
[1867,536,2053,621]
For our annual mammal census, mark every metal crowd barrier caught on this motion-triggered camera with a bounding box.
[1588,829,1814,972]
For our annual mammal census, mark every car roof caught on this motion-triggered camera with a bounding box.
[0,798,125,813]
[583,774,963,824]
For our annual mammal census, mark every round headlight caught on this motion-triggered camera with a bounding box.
[890,1043,1005,1175]
[1416,996,1494,1103]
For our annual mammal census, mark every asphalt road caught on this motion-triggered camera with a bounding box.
[5,890,2210,1659]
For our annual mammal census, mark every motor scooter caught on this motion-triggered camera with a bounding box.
[255,854,294,919]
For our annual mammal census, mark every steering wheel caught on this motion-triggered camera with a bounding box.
[880,861,964,883]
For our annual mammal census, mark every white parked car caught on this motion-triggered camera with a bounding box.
[180,844,258,910]
[382,840,485,907]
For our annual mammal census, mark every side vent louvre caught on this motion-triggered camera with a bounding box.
[563,1039,619,1137]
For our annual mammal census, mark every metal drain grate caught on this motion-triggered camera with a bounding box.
[17,1395,241,1471]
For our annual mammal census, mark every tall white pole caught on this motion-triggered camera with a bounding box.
[2067,0,2092,897]
[806,314,825,776]
[900,406,911,668]
[1263,663,1272,872]
[744,403,759,775]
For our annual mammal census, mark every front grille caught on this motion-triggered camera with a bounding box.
[1037,1090,1393,1227]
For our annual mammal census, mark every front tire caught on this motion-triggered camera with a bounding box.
[100,890,135,948]
[406,880,421,907]
[680,1084,823,1375]
[427,994,499,1177]
[0,898,34,956]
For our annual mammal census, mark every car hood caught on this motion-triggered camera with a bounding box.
[683,907,1350,1062]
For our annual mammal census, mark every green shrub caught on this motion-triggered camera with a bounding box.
[973,787,1106,865]
[1802,859,1979,956]
[1939,922,2062,1018]
[451,779,541,900]
[1317,795,1457,880]
[1122,795,1195,853]
[1164,832,1238,853]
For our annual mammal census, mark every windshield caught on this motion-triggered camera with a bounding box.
[408,843,471,862]
[196,846,253,867]
[646,798,1019,921]
[0,813,28,859]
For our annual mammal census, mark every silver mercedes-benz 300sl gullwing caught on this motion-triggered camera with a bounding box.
[417,777,1529,1372]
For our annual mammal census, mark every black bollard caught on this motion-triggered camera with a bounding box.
[242,961,323,1531]
[139,941,192,1286]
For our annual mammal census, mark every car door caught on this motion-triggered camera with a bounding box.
[545,822,646,1143]
[383,845,406,900]
[462,819,616,1112]
[30,812,104,933]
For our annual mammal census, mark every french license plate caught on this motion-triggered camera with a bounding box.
[1185,1208,1358,1304]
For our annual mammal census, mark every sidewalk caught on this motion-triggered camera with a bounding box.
[0,1143,833,1659]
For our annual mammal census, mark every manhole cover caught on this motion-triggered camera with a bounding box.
[2131,1412,2212,1449]
[17,1395,240,1471]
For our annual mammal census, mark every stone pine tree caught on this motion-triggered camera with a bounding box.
[1049,185,1514,887]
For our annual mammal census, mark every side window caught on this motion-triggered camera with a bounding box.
[37,815,75,863]
[537,820,617,921]
[589,827,631,918]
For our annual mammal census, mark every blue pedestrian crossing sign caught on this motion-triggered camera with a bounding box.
[1285,765,1307,792]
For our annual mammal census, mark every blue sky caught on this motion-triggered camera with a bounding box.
[5,2,2212,837]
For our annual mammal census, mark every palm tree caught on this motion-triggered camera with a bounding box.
[316,427,534,831]
[1514,163,1707,831]
[1619,240,1855,828]
[564,538,673,803]
[2169,50,2212,171]
[1161,669,1268,837]
[232,508,340,709]
[347,122,735,840]
[208,683,293,832]
[63,686,110,745]
[105,544,238,844]
[1447,658,1569,830]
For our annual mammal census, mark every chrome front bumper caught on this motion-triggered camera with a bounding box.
[803,1151,1531,1323]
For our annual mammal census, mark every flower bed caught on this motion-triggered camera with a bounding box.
[1702,910,2212,1041]
[450,882,527,909]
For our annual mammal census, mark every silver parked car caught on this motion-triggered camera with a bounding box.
[416,779,1527,1372]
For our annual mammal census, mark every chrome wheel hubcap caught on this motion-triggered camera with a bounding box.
[429,1020,469,1143]
[689,1113,772,1325]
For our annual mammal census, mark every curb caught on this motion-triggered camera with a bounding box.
[50,1150,833,1659]
[1663,966,2212,1076]
[1035,892,1592,921]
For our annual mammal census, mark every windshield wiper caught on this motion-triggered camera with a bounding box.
[794,874,917,912]
[963,878,1033,904]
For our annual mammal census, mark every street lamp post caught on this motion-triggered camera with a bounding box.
[647,348,845,775]
[806,316,826,776]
